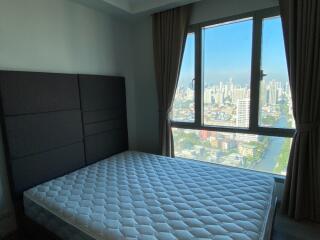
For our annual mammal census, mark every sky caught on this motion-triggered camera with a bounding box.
[178,16,289,88]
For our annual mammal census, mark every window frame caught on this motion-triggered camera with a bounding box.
[171,7,295,139]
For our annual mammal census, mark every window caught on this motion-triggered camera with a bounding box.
[172,33,195,122]
[203,19,253,128]
[171,8,294,176]
[259,17,295,129]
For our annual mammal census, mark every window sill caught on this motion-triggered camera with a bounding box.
[175,156,286,183]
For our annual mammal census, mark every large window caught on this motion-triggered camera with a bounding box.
[172,8,294,176]
[203,19,253,128]
[259,17,295,129]
[172,33,195,122]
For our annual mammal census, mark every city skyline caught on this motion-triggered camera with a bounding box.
[172,77,293,175]
[173,78,293,128]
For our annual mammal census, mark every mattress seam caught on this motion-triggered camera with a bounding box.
[24,191,102,240]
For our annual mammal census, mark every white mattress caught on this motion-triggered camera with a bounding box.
[24,151,276,240]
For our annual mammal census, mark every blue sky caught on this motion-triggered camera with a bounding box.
[179,17,288,88]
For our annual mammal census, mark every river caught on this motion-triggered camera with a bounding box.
[253,115,289,173]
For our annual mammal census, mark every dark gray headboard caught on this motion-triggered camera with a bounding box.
[79,75,128,165]
[0,71,128,199]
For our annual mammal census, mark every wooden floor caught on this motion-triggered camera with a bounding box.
[4,209,320,240]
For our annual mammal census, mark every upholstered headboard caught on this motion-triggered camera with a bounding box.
[0,71,128,200]
[79,75,128,165]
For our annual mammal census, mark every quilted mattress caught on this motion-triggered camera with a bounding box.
[24,151,276,240]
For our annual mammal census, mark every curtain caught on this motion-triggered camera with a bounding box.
[280,0,320,222]
[152,5,191,156]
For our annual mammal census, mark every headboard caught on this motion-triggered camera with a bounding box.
[0,71,128,200]
[79,75,128,165]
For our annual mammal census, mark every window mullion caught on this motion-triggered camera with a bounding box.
[249,15,263,132]
[194,26,202,128]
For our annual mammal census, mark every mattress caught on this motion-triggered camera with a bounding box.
[24,151,276,240]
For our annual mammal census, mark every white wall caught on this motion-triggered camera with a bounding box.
[131,0,279,154]
[132,18,160,154]
[0,0,136,237]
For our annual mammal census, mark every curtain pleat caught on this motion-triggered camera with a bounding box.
[152,5,191,156]
[280,0,320,222]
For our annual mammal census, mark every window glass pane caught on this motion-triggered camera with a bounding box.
[203,19,253,128]
[173,128,292,175]
[259,16,295,128]
[172,33,195,122]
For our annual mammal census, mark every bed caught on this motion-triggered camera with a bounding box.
[0,71,276,239]
[23,151,276,240]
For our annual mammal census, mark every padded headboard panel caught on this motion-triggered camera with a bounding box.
[79,75,128,165]
[0,71,128,199]
[0,71,85,198]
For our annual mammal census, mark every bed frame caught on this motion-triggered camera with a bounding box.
[0,71,128,239]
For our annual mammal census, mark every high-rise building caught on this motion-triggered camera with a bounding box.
[236,98,250,127]
[232,87,248,104]
[260,80,267,106]
[268,80,278,105]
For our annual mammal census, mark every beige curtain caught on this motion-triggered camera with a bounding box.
[280,0,320,222]
[152,5,191,156]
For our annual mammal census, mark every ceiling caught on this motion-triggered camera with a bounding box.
[71,0,200,16]
[105,0,199,14]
